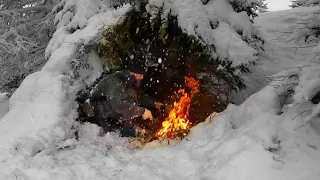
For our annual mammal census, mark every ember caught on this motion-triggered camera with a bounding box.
[156,76,199,139]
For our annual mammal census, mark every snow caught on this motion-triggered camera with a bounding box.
[258,7,320,130]
[1,72,73,150]
[54,0,110,30]
[1,85,320,179]
[162,0,216,46]
[0,1,320,180]
[207,0,254,39]
[213,22,257,67]
[0,93,9,119]
[266,0,291,11]
[158,0,258,67]
[0,2,131,176]
[232,7,318,104]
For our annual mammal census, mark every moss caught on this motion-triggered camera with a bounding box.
[97,14,136,69]
[158,21,168,44]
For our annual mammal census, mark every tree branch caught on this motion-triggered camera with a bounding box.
[287,44,318,48]
[0,5,54,15]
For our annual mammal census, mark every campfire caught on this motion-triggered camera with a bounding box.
[155,76,200,139]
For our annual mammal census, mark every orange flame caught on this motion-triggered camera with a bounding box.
[156,76,200,139]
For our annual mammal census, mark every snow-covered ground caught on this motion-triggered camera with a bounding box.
[233,7,315,104]
[0,93,9,119]
[0,5,320,180]
[1,86,320,180]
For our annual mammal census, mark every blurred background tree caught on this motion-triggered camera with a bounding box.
[0,0,58,93]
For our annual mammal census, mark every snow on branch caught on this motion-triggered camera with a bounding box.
[146,0,260,68]
[0,5,53,15]
[0,0,57,92]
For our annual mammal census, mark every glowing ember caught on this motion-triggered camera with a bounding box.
[156,76,200,139]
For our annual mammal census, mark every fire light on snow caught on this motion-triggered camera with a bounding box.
[156,76,199,139]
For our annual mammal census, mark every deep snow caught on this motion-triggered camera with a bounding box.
[1,86,320,180]
[0,5,320,180]
[232,7,314,104]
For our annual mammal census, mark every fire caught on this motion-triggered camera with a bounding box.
[156,76,200,139]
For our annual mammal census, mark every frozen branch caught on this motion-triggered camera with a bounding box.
[0,5,54,15]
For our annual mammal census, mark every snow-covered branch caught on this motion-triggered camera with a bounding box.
[0,0,57,92]
[0,5,53,15]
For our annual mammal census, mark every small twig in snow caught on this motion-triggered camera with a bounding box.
[292,110,312,121]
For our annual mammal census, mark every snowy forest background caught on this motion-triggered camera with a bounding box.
[0,0,320,179]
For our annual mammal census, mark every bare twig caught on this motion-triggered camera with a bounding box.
[292,110,312,121]
[287,45,318,48]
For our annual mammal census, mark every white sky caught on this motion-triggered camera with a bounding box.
[266,0,291,11]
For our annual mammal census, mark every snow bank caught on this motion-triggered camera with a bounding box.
[259,6,320,131]
[0,2,130,161]
[1,83,320,180]
[0,73,74,155]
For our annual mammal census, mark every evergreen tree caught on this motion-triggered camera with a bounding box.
[258,0,268,13]
[229,0,262,20]
[290,0,303,8]
[276,0,320,127]
[290,0,320,7]
[0,0,59,92]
